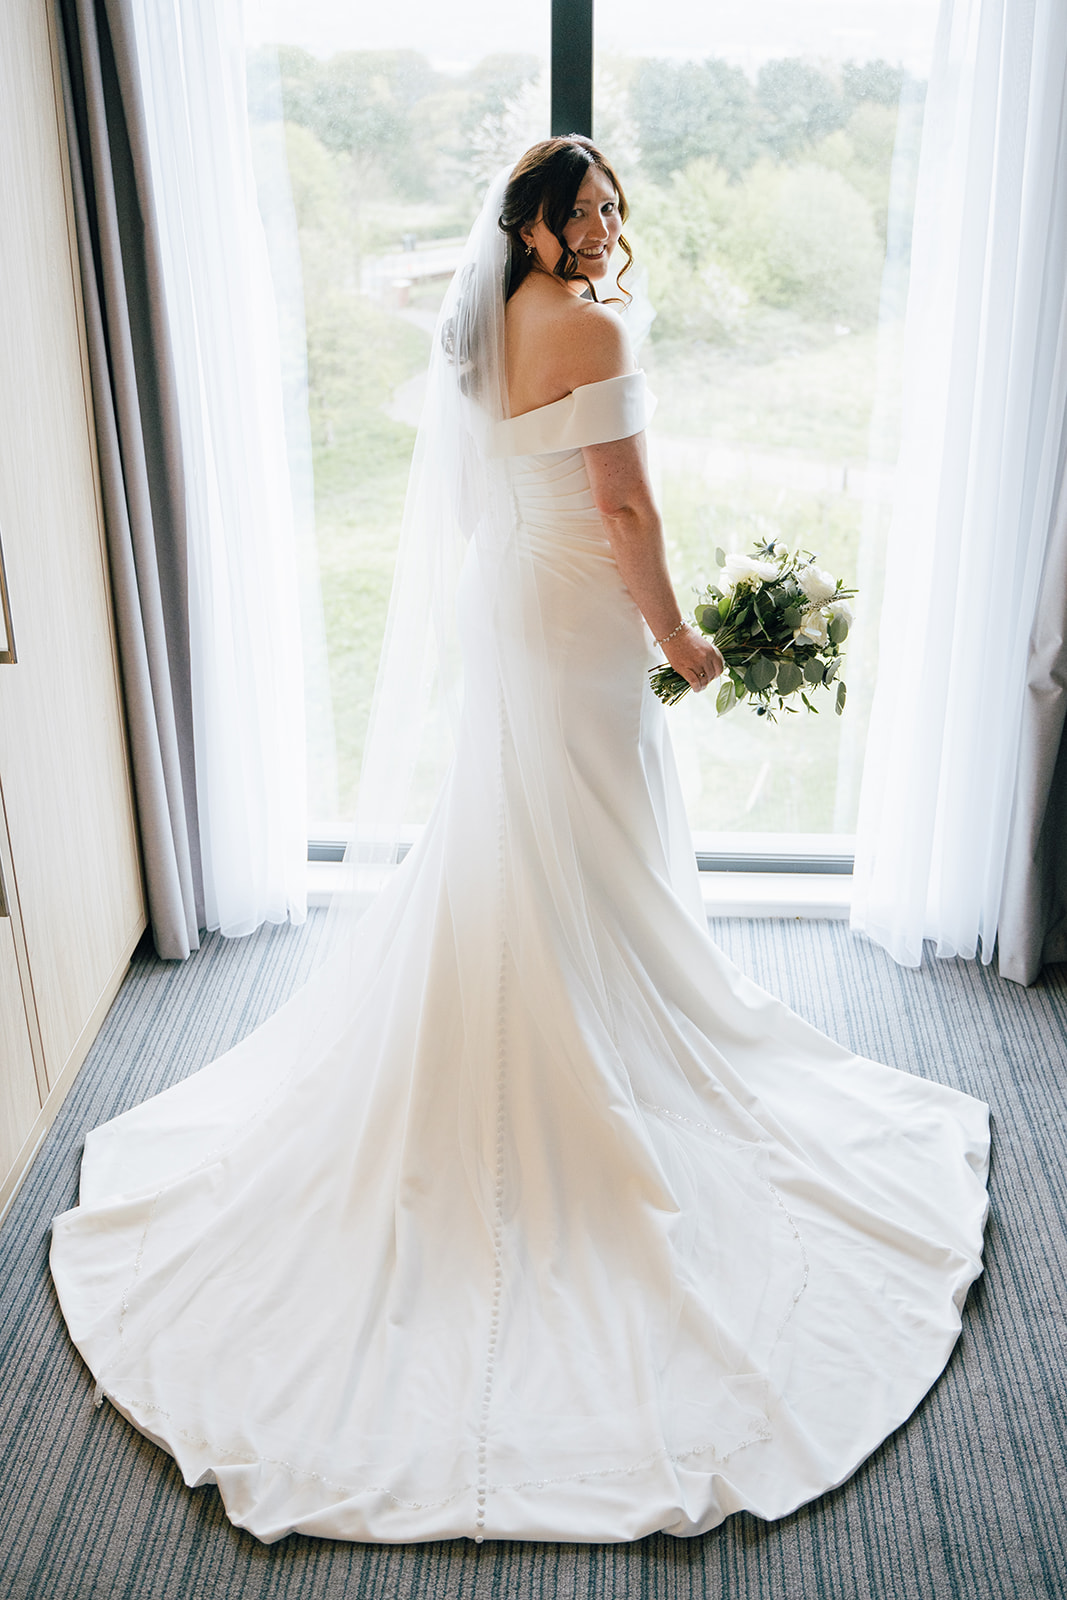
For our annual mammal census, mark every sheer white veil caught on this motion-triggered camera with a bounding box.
[322,165,516,943]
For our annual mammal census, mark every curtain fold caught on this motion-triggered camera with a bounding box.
[998,467,1067,983]
[57,0,310,950]
[124,0,308,937]
[57,0,203,960]
[851,0,1067,977]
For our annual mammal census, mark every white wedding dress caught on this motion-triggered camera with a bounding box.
[51,371,989,1548]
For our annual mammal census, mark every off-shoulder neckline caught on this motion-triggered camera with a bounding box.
[503,370,644,426]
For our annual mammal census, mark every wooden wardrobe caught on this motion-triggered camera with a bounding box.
[0,0,146,1218]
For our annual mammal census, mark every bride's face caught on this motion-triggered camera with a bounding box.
[522,166,622,289]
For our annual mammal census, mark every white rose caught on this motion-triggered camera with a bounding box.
[794,612,829,647]
[797,565,836,604]
[828,598,854,625]
[722,552,779,590]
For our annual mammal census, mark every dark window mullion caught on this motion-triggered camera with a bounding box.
[551,0,594,137]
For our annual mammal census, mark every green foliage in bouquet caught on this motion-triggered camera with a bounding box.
[650,540,857,719]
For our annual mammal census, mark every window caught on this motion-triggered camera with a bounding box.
[250,4,549,838]
[595,0,939,850]
[249,0,939,858]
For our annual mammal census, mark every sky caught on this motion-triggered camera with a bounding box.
[250,0,941,76]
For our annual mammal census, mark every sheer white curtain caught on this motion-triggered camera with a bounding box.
[126,0,308,935]
[851,0,1067,967]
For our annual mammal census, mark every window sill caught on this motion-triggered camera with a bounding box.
[700,872,850,919]
[308,862,851,920]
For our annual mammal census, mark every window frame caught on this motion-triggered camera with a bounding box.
[306,0,857,880]
[551,0,593,135]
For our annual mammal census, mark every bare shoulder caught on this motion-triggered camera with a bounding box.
[561,300,633,388]
[506,282,634,415]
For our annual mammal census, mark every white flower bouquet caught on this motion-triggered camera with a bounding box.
[650,541,857,719]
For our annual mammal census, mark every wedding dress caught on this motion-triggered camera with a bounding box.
[50,171,989,1548]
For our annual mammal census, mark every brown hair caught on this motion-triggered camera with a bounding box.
[499,135,634,304]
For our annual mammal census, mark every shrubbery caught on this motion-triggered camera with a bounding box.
[257,46,912,358]
[628,153,883,340]
[277,122,425,468]
[721,161,883,324]
[251,47,917,456]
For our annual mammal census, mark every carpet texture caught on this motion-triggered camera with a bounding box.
[1,913,1065,1600]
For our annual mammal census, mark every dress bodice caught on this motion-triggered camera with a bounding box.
[489,371,656,459]
[491,372,657,541]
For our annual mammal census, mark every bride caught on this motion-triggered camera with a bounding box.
[50,138,989,1547]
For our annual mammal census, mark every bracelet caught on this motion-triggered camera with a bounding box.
[654,619,689,648]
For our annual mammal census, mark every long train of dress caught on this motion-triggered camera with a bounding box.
[50,374,989,1545]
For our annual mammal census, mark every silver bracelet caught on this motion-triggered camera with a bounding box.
[654,619,689,648]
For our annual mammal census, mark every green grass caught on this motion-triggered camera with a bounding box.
[312,417,416,816]
[646,312,890,461]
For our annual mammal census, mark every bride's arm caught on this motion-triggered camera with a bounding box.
[584,431,723,692]
[558,308,721,691]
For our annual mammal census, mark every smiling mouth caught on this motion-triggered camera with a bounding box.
[578,246,607,259]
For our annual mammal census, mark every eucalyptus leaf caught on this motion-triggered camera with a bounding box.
[694,604,717,633]
[776,660,804,695]
[836,680,847,715]
[718,594,732,623]
[783,607,803,631]
[714,547,726,569]
[803,656,823,684]
[824,657,841,682]
[716,678,737,716]
[828,614,849,645]
[749,654,777,691]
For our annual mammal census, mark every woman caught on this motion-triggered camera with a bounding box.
[50,139,989,1547]
[502,141,722,696]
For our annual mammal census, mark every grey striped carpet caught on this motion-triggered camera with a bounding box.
[2,913,1065,1600]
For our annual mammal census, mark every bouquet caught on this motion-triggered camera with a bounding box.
[650,541,857,719]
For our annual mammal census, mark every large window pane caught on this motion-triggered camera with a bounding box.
[596,0,939,841]
[250,3,550,836]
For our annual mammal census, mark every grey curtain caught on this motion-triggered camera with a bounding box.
[56,0,203,958]
[999,456,1067,986]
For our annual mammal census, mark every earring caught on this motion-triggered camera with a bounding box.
[525,243,533,256]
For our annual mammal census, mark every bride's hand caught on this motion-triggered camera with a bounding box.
[663,625,724,693]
